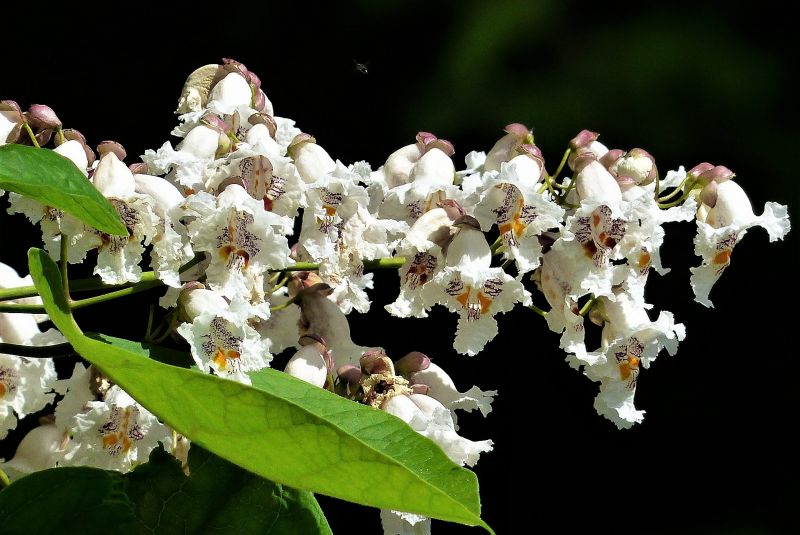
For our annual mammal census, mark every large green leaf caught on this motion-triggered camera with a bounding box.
[126,446,332,534]
[27,248,493,532]
[0,446,331,535]
[0,467,138,535]
[0,144,127,235]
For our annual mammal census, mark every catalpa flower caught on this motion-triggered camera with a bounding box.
[185,184,292,301]
[176,288,272,384]
[377,140,461,224]
[58,383,171,472]
[70,152,161,284]
[386,203,461,318]
[690,170,790,307]
[0,353,57,440]
[472,155,565,276]
[571,291,685,428]
[423,216,530,355]
[7,140,91,264]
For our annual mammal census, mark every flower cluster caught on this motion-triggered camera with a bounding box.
[0,60,790,534]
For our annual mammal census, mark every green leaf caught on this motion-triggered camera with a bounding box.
[28,248,493,533]
[126,446,332,534]
[86,333,194,367]
[0,447,331,535]
[0,467,138,535]
[0,144,127,235]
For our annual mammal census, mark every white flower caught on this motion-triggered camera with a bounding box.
[0,424,66,479]
[185,185,292,300]
[0,354,57,439]
[571,291,685,428]
[6,141,92,264]
[177,295,272,384]
[382,394,492,467]
[386,206,455,319]
[255,289,301,356]
[59,385,171,472]
[134,173,193,287]
[71,153,161,284]
[549,200,628,300]
[408,362,496,418]
[538,248,587,357]
[472,157,565,275]
[691,180,790,307]
[143,124,223,194]
[380,509,431,535]
[378,148,459,224]
[422,218,530,355]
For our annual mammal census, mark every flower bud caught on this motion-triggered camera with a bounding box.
[93,152,136,199]
[611,148,657,185]
[0,424,64,478]
[698,165,734,185]
[287,134,336,183]
[208,72,252,111]
[483,123,533,172]
[568,129,609,171]
[409,147,455,186]
[177,124,220,159]
[699,180,719,208]
[134,174,185,216]
[248,112,277,139]
[177,287,226,323]
[26,104,61,129]
[96,140,127,161]
[284,345,328,388]
[576,160,622,206]
[381,143,423,188]
[395,351,431,376]
[686,162,715,182]
[53,139,89,174]
[599,148,625,169]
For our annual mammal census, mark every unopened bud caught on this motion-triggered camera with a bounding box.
[128,162,149,174]
[599,149,625,169]
[177,287,226,323]
[97,140,126,161]
[699,180,719,208]
[687,162,715,181]
[395,351,431,376]
[248,112,277,139]
[569,129,599,150]
[698,165,734,185]
[27,104,61,129]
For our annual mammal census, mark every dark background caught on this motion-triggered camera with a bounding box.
[2,1,798,533]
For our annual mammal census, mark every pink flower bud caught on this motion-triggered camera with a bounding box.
[569,129,599,150]
[248,112,277,139]
[700,180,719,208]
[395,351,431,376]
[698,165,734,184]
[27,104,61,129]
[599,149,625,169]
[96,140,127,161]
[484,123,533,172]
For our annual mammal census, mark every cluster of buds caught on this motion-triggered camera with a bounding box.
[0,59,791,534]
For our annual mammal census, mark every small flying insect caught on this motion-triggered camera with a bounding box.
[353,60,369,75]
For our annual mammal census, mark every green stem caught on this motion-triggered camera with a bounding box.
[579,294,597,316]
[0,342,76,358]
[528,303,547,317]
[270,294,299,313]
[0,254,205,303]
[549,148,571,186]
[657,177,696,202]
[490,236,504,255]
[23,123,40,148]
[658,188,696,209]
[60,234,70,300]
[0,279,162,313]
[0,468,10,489]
